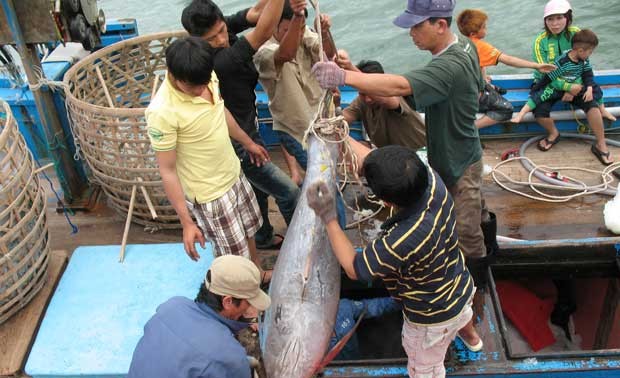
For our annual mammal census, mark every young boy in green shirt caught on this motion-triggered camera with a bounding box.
[511,29,613,164]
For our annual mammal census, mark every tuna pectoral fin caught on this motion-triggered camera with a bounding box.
[313,307,367,373]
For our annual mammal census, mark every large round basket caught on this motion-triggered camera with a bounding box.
[63,31,187,229]
[0,100,50,325]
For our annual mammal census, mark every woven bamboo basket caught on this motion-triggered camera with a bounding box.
[0,100,50,325]
[63,31,187,229]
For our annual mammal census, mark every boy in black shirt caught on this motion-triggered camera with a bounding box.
[182,0,301,251]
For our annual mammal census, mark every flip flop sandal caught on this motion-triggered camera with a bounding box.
[591,144,613,166]
[456,334,484,352]
[256,233,285,250]
[537,134,560,152]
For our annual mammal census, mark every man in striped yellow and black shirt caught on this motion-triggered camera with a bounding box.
[307,146,480,377]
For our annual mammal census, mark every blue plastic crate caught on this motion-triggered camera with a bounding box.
[100,18,139,47]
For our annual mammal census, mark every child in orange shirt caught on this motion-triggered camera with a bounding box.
[457,9,557,128]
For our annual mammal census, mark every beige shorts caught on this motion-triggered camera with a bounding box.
[187,174,262,259]
[401,304,474,378]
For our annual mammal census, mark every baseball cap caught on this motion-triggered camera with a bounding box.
[543,0,571,19]
[205,255,271,311]
[393,0,455,29]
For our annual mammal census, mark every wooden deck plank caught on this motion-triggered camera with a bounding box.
[481,137,619,240]
[6,138,617,377]
[0,250,68,377]
[44,138,620,258]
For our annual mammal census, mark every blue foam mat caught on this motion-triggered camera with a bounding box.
[25,243,214,378]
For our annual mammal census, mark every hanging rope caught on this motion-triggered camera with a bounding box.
[302,2,386,236]
[309,0,324,62]
[28,64,70,92]
[35,158,79,234]
[28,65,86,162]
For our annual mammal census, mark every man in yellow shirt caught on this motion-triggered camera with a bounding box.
[147,37,270,279]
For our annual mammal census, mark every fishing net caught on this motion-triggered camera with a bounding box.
[63,31,187,229]
[0,100,49,324]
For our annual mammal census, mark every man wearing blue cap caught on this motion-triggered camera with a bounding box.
[312,0,492,364]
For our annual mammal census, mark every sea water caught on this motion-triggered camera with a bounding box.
[99,0,620,74]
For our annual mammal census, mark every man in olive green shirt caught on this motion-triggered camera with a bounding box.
[312,0,498,353]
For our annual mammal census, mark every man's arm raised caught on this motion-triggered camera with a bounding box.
[245,0,286,50]
[315,14,336,60]
[245,0,269,25]
[274,1,307,66]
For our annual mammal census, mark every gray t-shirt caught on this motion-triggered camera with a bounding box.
[402,37,484,187]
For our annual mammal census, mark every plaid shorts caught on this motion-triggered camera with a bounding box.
[186,174,262,259]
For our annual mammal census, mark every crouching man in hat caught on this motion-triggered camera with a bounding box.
[127,255,270,378]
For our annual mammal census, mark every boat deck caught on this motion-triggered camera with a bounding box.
[42,136,620,254]
[1,137,619,377]
[482,137,619,240]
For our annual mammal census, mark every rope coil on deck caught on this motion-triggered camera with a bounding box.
[62,31,188,229]
[492,135,620,202]
[0,100,50,325]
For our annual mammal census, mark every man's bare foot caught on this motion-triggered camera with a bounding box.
[261,269,273,284]
[601,108,617,123]
[291,172,304,186]
[510,115,523,124]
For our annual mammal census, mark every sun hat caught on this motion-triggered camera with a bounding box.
[205,255,271,311]
[393,0,455,29]
[543,0,572,19]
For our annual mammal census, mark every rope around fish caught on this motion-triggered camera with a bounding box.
[303,0,385,235]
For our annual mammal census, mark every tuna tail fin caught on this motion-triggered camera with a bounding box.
[313,307,367,373]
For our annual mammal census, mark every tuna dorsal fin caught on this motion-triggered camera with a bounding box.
[313,307,367,373]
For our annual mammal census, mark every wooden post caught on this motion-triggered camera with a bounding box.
[151,74,160,100]
[137,177,158,220]
[95,66,114,107]
[119,185,137,263]
[94,67,158,251]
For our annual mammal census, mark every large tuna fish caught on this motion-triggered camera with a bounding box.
[260,129,341,378]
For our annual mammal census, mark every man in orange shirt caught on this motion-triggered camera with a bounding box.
[456,9,556,128]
